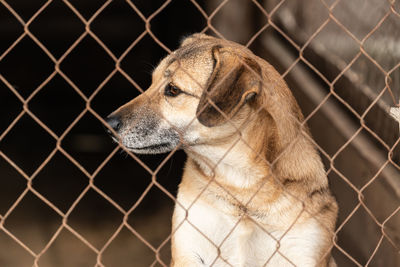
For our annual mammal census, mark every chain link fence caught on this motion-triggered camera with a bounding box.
[0,0,399,266]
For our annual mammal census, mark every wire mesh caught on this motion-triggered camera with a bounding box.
[0,0,399,266]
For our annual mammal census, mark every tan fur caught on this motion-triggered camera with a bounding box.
[107,33,338,266]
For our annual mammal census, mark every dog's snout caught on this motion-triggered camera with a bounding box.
[106,114,122,133]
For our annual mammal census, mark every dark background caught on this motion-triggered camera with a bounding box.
[0,1,209,265]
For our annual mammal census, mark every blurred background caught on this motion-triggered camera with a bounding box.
[0,0,399,266]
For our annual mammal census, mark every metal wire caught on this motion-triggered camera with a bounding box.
[0,0,399,266]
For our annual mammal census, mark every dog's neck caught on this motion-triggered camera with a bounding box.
[185,123,271,189]
[185,106,326,192]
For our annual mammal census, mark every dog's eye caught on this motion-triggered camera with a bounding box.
[164,83,182,97]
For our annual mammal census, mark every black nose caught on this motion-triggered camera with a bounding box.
[105,114,122,134]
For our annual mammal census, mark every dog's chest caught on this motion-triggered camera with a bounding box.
[174,161,323,266]
[174,196,322,266]
[174,195,322,267]
[174,196,273,266]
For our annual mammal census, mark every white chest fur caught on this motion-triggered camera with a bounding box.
[172,193,323,267]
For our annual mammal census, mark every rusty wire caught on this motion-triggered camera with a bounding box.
[0,0,399,266]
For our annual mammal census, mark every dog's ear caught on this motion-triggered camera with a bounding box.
[196,46,262,127]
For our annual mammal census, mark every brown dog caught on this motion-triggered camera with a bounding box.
[106,33,338,266]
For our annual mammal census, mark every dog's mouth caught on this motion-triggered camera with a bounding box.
[110,135,175,154]
[128,143,172,151]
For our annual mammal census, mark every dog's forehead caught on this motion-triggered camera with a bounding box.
[153,35,253,79]
[169,44,213,72]
[153,43,214,85]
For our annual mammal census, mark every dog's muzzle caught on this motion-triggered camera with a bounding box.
[104,111,181,154]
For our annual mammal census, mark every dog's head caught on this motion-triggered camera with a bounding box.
[105,34,264,154]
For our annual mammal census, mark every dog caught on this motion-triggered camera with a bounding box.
[106,33,338,267]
